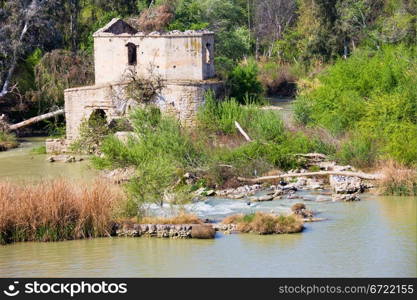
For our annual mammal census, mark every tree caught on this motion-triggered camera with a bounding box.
[253,0,297,57]
[0,0,63,98]
[336,0,384,57]
[27,49,94,111]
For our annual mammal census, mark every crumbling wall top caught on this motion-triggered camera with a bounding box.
[93,18,214,38]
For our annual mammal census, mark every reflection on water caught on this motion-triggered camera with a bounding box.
[0,137,415,277]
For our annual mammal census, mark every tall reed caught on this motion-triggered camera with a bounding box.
[378,161,417,196]
[0,179,122,244]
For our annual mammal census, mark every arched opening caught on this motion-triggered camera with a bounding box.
[88,109,107,128]
[205,43,212,64]
[125,43,137,65]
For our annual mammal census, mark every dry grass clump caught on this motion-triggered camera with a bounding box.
[222,212,303,234]
[139,213,203,225]
[0,131,18,151]
[135,3,175,33]
[0,180,123,244]
[378,160,417,196]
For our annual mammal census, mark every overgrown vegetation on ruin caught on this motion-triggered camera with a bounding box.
[123,68,165,104]
[92,94,334,216]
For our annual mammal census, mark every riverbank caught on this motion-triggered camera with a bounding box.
[1,193,415,277]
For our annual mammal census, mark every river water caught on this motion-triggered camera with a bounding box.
[0,135,416,277]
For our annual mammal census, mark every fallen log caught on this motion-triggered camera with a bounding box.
[8,109,64,131]
[235,121,252,142]
[237,170,383,183]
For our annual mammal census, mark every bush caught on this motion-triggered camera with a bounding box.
[227,59,264,103]
[92,106,203,213]
[335,131,380,168]
[295,44,417,166]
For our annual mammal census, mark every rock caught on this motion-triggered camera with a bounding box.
[190,225,216,239]
[194,187,215,197]
[329,175,363,194]
[114,131,136,144]
[250,194,274,202]
[101,167,136,184]
[332,193,360,201]
[291,203,314,218]
[205,189,215,196]
[65,156,76,163]
[47,154,81,163]
[306,178,324,190]
[229,193,245,199]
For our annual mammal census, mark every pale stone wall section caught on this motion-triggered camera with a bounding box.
[64,80,223,141]
[94,28,215,84]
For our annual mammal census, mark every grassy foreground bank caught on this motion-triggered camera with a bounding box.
[0,180,121,244]
[0,179,304,244]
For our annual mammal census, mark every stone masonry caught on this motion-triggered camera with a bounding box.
[58,18,223,147]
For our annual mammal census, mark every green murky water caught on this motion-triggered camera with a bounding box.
[0,137,416,277]
[0,137,97,182]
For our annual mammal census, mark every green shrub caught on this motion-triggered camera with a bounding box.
[31,145,47,155]
[92,106,203,212]
[335,131,380,168]
[227,59,264,103]
[295,44,417,166]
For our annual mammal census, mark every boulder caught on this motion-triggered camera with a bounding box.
[332,193,360,201]
[329,175,362,194]
[191,225,216,239]
[291,203,314,218]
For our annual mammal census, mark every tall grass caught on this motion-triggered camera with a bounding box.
[378,161,417,196]
[0,131,18,151]
[0,180,122,244]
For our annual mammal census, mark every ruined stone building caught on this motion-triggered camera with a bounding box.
[50,18,222,151]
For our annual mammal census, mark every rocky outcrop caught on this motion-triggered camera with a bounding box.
[216,184,262,198]
[329,175,363,201]
[331,193,360,201]
[114,223,216,239]
[329,175,363,194]
[291,203,313,219]
[47,155,84,163]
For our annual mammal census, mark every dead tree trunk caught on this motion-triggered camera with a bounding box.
[237,170,383,183]
[8,109,64,131]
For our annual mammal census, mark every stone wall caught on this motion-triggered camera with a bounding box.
[114,223,216,239]
[94,19,215,84]
[64,80,223,141]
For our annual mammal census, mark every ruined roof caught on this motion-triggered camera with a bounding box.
[94,18,138,36]
[94,18,214,38]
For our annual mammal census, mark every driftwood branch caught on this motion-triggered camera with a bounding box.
[235,121,252,142]
[8,109,64,131]
[237,171,383,183]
